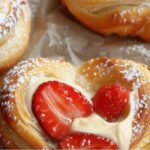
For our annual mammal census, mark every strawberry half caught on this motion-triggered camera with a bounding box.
[59,133,118,149]
[92,84,129,122]
[32,81,93,139]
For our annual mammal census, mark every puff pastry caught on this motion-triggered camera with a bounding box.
[0,0,31,75]
[0,58,149,149]
[62,0,150,41]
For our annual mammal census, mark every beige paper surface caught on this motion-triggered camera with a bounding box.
[25,0,150,66]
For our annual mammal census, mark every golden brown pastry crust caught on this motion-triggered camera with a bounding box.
[62,0,150,41]
[0,58,149,149]
[0,0,31,75]
[0,58,77,149]
[77,58,150,149]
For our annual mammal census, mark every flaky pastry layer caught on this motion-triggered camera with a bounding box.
[0,58,149,149]
[0,0,31,75]
[62,0,150,41]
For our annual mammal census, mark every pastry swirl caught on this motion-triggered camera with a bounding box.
[62,0,150,41]
[0,58,149,149]
[0,0,24,38]
[0,0,31,74]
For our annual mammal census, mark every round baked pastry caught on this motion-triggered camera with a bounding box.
[0,58,150,149]
[62,0,150,42]
[0,0,31,75]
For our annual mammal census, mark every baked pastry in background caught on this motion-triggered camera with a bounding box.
[62,0,150,42]
[0,0,31,75]
[0,57,149,149]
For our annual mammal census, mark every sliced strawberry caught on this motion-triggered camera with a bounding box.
[92,84,129,122]
[59,133,118,149]
[32,81,93,139]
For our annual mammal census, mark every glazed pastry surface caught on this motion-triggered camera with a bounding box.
[62,0,150,41]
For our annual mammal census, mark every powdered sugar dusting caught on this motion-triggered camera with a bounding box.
[120,64,146,90]
[79,58,150,146]
[0,58,149,148]
[120,65,142,82]
[0,58,74,149]
[0,58,50,119]
[135,94,149,114]
[0,0,26,38]
[115,62,149,143]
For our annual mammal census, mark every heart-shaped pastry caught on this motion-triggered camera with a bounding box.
[0,57,150,149]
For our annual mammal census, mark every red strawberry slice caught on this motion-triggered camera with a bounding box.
[32,81,93,139]
[92,84,129,122]
[59,133,118,149]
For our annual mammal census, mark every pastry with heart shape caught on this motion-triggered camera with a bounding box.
[0,57,149,149]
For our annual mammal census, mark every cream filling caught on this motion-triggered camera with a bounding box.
[26,75,136,150]
[26,75,92,119]
[71,93,135,150]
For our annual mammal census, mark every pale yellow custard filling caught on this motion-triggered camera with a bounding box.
[26,76,136,150]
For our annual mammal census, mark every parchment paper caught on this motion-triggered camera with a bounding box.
[0,0,150,148]
[26,0,150,66]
